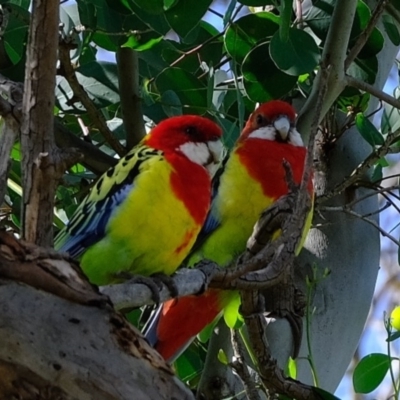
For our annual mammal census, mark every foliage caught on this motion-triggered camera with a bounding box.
[2,0,400,398]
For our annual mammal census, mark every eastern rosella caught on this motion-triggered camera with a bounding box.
[145,100,313,362]
[55,115,223,286]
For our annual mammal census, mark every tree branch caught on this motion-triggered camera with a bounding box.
[346,75,400,109]
[20,0,66,246]
[0,74,116,175]
[116,48,146,150]
[298,0,358,139]
[58,41,126,157]
[230,329,263,400]
[0,233,194,400]
[317,130,400,203]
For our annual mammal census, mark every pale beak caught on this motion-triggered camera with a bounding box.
[274,116,291,141]
[205,139,225,177]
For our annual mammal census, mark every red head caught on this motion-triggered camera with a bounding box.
[240,100,302,146]
[145,115,223,175]
[145,115,222,151]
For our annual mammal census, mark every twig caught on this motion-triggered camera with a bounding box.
[346,75,400,110]
[116,48,145,149]
[320,205,400,247]
[317,131,400,203]
[230,330,262,400]
[58,42,126,157]
[169,32,224,69]
[345,0,389,70]
[0,74,115,175]
[240,292,317,399]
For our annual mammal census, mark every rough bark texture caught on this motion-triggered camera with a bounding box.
[0,234,194,400]
[20,0,61,246]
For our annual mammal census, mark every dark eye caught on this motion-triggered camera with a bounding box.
[184,126,199,138]
[256,114,267,126]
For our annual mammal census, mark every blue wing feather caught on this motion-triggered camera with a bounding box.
[54,145,162,258]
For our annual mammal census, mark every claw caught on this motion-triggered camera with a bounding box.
[150,272,179,298]
[193,259,219,294]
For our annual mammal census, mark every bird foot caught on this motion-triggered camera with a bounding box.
[114,272,163,304]
[150,272,179,299]
[193,259,220,294]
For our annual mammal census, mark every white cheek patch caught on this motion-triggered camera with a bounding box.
[288,128,304,146]
[248,126,276,140]
[179,142,210,166]
[207,140,224,163]
[248,126,304,147]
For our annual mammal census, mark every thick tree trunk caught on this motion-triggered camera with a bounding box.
[0,234,194,400]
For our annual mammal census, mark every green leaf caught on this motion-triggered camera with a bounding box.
[237,0,273,5]
[371,164,382,183]
[224,12,279,64]
[388,330,400,342]
[3,4,30,65]
[217,349,229,365]
[355,113,384,146]
[132,0,164,14]
[164,0,212,38]
[2,0,30,8]
[155,67,207,114]
[279,0,292,42]
[223,0,237,27]
[312,387,342,400]
[347,56,378,85]
[383,15,400,46]
[270,28,320,76]
[161,90,182,116]
[381,87,400,134]
[286,357,297,379]
[223,293,242,328]
[174,343,205,384]
[353,353,391,393]
[122,34,163,51]
[56,61,120,112]
[242,42,297,102]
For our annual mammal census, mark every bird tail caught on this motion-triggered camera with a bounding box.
[144,289,226,362]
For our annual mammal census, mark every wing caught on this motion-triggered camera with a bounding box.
[55,145,164,258]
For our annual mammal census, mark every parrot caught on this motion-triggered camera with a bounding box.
[144,100,314,362]
[54,115,223,286]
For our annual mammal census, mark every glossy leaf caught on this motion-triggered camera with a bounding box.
[270,28,320,75]
[165,0,212,38]
[383,15,400,46]
[122,34,163,51]
[312,387,342,400]
[3,4,30,65]
[56,61,120,112]
[224,12,279,64]
[382,87,400,134]
[355,113,384,146]
[353,353,391,393]
[3,0,30,8]
[155,67,207,114]
[242,42,296,102]
[347,56,378,85]
[279,0,292,42]
[238,0,273,5]
[161,90,182,117]
[132,0,164,14]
